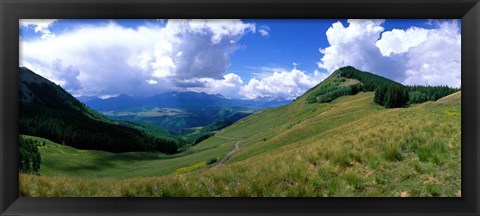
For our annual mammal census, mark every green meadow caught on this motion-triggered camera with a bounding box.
[20,91,461,197]
[26,135,236,178]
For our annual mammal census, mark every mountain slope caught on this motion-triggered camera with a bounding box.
[20,67,112,123]
[19,67,183,153]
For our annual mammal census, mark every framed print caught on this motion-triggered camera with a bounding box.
[1,0,479,215]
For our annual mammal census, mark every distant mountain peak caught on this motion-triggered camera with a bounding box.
[253,95,288,102]
[76,95,100,103]
[116,93,132,98]
[214,93,226,99]
[160,91,224,98]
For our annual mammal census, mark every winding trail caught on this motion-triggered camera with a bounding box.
[211,136,241,167]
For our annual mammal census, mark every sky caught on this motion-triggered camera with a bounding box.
[19,19,461,100]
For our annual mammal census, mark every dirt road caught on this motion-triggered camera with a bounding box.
[212,140,240,167]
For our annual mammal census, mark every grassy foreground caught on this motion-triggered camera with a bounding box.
[20,92,461,197]
[24,135,235,178]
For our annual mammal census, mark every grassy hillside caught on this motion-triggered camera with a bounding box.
[20,91,461,197]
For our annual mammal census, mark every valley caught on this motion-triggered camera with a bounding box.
[81,91,290,134]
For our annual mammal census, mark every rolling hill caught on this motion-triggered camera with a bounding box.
[19,66,461,197]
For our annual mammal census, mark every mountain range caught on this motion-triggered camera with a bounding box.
[79,91,290,111]
[78,91,290,134]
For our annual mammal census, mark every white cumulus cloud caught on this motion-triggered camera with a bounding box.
[186,73,245,99]
[239,68,327,99]
[21,19,460,101]
[176,66,328,100]
[398,21,461,87]
[258,25,270,37]
[20,19,256,97]
[317,19,460,87]
[376,27,429,56]
[317,19,405,81]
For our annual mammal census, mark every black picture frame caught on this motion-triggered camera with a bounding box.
[1,0,479,215]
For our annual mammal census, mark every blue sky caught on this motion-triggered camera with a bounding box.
[229,19,439,80]
[19,19,460,99]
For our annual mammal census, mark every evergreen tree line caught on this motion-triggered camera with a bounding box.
[374,85,460,108]
[19,136,42,174]
[20,106,185,154]
[307,82,365,104]
[306,83,341,103]
[315,84,363,103]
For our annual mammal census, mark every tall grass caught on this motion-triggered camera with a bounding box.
[20,92,461,197]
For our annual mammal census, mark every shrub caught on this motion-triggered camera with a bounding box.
[207,157,218,165]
